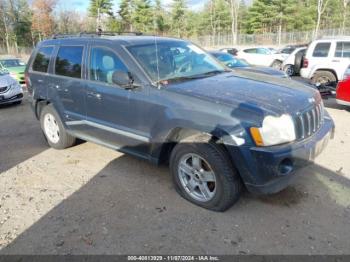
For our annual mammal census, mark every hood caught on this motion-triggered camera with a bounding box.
[234,66,287,78]
[0,74,17,87]
[165,72,319,116]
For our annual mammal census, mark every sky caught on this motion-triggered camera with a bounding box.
[56,0,207,13]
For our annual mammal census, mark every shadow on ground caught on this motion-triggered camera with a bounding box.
[1,153,349,255]
[0,98,48,173]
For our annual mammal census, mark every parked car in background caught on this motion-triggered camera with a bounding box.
[278,44,307,56]
[300,38,350,86]
[210,51,287,78]
[0,57,26,85]
[282,47,307,76]
[0,68,23,105]
[336,65,350,106]
[219,48,238,56]
[236,47,287,69]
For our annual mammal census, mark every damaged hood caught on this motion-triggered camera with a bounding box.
[166,71,319,115]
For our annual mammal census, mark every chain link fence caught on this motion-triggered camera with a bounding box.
[189,28,350,48]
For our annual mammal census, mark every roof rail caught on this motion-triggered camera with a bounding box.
[51,31,143,39]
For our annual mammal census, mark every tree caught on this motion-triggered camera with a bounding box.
[119,0,134,31]
[154,0,167,34]
[132,0,153,32]
[227,0,240,45]
[341,0,350,34]
[171,0,187,37]
[88,0,113,29]
[31,0,56,41]
[314,0,329,39]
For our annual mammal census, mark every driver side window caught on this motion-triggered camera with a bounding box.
[89,47,128,84]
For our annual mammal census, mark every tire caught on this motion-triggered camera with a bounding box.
[294,51,305,75]
[283,64,295,77]
[169,135,242,212]
[40,104,76,149]
[271,60,282,70]
[311,70,337,87]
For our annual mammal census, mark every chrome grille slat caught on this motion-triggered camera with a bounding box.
[295,103,324,140]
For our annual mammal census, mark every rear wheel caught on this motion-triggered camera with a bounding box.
[312,71,337,87]
[169,135,242,211]
[40,104,76,149]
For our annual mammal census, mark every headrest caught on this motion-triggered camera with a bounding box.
[102,56,115,70]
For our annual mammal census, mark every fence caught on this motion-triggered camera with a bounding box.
[1,27,350,57]
[189,27,350,47]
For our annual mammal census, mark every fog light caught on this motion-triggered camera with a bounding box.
[278,158,293,175]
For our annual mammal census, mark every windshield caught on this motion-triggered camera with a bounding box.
[0,59,24,68]
[127,41,225,83]
[213,53,250,68]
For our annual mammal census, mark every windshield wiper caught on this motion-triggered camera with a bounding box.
[158,70,228,85]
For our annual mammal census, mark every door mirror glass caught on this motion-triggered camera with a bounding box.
[112,70,131,87]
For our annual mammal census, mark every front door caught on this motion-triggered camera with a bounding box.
[83,45,149,152]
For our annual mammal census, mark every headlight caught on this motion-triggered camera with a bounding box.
[250,114,296,146]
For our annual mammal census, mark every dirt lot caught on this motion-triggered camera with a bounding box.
[0,94,349,255]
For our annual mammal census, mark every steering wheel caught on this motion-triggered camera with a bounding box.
[176,60,192,74]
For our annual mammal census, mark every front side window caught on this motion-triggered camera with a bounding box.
[244,48,257,54]
[312,42,331,57]
[55,46,83,78]
[127,41,225,82]
[32,46,54,73]
[89,47,128,84]
[335,42,350,57]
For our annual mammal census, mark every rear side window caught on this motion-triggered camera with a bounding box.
[32,46,54,73]
[312,42,331,57]
[89,47,128,84]
[335,42,350,57]
[55,46,83,78]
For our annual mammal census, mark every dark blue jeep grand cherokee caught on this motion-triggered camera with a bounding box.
[26,34,334,211]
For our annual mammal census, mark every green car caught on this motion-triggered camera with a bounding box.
[0,58,26,85]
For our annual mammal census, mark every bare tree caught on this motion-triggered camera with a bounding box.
[341,0,350,35]
[227,0,239,45]
[314,0,329,39]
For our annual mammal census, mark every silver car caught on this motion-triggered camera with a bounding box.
[0,69,23,105]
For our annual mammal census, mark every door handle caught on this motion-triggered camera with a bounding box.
[87,91,102,100]
[38,79,43,83]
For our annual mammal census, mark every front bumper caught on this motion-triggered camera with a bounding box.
[0,85,23,105]
[227,112,335,194]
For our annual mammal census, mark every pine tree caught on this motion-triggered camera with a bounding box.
[171,0,186,37]
[119,0,134,31]
[132,0,153,32]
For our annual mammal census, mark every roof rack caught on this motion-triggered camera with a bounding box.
[51,31,143,39]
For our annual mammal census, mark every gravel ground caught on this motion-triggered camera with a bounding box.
[0,94,349,255]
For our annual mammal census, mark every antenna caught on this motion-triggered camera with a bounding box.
[154,35,161,89]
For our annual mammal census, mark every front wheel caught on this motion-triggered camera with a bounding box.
[169,135,242,211]
[40,104,76,150]
[271,60,282,70]
[283,64,295,77]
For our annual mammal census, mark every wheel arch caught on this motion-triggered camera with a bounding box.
[312,68,338,81]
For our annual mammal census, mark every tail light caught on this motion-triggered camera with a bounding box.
[24,73,30,90]
[342,67,350,81]
[302,58,308,68]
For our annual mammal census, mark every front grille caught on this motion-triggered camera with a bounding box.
[295,103,324,140]
[0,86,8,93]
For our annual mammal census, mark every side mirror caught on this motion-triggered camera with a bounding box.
[112,70,132,88]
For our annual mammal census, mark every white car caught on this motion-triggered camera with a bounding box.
[0,69,23,105]
[236,47,288,68]
[300,38,350,86]
[282,47,307,76]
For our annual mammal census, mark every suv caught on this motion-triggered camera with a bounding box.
[300,38,350,86]
[26,34,334,211]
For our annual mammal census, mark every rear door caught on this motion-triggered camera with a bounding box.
[332,41,350,80]
[49,44,87,132]
[309,41,332,74]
